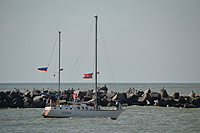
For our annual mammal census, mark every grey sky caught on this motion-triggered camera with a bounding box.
[0,0,200,83]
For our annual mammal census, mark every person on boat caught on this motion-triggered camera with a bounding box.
[50,99,54,107]
[115,101,121,110]
[50,99,53,106]
[72,93,78,103]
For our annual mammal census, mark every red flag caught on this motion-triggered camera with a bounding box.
[83,73,93,79]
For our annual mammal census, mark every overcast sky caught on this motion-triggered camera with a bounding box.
[0,0,200,83]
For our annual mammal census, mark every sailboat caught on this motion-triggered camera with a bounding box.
[42,16,123,120]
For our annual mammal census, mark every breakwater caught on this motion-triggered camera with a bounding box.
[0,85,200,108]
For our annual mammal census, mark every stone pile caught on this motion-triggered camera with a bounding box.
[0,86,200,108]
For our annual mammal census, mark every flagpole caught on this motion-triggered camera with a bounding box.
[94,15,98,110]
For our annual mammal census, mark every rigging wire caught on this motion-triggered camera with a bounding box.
[65,19,117,85]
[48,33,58,67]
[40,17,93,84]
[53,42,58,83]
[67,20,94,82]
[42,34,58,83]
[61,17,93,32]
[98,23,116,85]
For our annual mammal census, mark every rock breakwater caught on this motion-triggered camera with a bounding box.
[0,86,200,108]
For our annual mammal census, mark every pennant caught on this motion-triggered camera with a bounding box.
[38,67,48,71]
[83,73,93,79]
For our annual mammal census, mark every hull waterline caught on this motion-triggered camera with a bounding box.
[42,105,122,120]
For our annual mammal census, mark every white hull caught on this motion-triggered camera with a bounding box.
[42,105,122,120]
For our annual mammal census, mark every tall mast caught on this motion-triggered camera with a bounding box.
[94,15,98,110]
[58,31,61,102]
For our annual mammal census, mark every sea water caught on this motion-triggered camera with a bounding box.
[0,83,200,133]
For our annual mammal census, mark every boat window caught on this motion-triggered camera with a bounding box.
[70,108,72,110]
[86,107,88,110]
[77,107,80,109]
[60,107,62,109]
[66,108,68,110]
[81,107,84,110]
[54,108,56,109]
